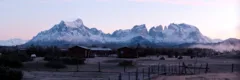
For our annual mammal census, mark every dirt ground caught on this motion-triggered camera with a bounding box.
[22,56,240,80]
[153,73,240,80]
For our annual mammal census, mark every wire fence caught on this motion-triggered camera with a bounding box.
[21,61,240,80]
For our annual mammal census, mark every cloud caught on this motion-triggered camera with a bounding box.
[129,0,238,6]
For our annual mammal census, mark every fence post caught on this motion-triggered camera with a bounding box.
[158,64,160,75]
[151,66,154,74]
[183,62,187,74]
[232,64,234,72]
[170,64,172,74]
[199,64,202,74]
[124,65,126,72]
[178,62,181,75]
[164,65,166,75]
[174,65,176,74]
[142,68,145,79]
[136,68,138,80]
[148,67,150,80]
[168,64,171,74]
[36,61,38,71]
[205,63,209,73]
[128,72,131,80]
[76,64,79,72]
[98,62,101,72]
[119,73,122,80]
[76,59,79,72]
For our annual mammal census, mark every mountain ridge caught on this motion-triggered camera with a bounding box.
[26,18,217,48]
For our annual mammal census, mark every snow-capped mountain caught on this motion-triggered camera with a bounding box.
[0,38,27,46]
[150,23,212,43]
[111,24,151,42]
[26,18,214,47]
[189,38,240,52]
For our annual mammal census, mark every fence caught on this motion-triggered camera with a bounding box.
[108,63,239,80]
[22,61,240,80]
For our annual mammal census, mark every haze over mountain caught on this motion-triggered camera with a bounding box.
[25,18,216,48]
[189,38,240,52]
[0,38,27,46]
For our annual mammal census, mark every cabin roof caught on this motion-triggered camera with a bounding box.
[68,46,111,51]
[78,46,90,49]
[90,48,111,51]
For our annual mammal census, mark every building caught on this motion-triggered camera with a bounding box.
[68,46,92,58]
[117,47,138,58]
[68,46,112,58]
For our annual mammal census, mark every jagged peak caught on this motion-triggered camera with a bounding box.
[155,25,163,31]
[58,18,84,28]
[132,24,146,29]
[90,28,104,33]
[75,18,83,23]
[150,25,163,32]
[167,23,198,31]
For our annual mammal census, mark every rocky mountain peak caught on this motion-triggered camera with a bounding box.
[26,18,214,47]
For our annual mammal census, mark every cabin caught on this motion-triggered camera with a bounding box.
[117,47,138,58]
[68,46,92,58]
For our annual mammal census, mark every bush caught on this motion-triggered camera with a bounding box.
[0,67,23,80]
[44,56,57,61]
[178,56,183,59]
[160,57,165,60]
[0,55,23,68]
[190,56,195,59]
[167,54,174,58]
[118,60,134,66]
[61,57,85,65]
[45,61,66,69]
[18,53,33,62]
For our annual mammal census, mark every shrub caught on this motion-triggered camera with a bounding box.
[18,53,33,62]
[190,56,195,59]
[167,54,174,58]
[0,55,23,68]
[118,60,134,66]
[160,57,165,60]
[61,57,85,65]
[45,61,66,69]
[44,56,57,61]
[0,67,23,80]
[178,56,183,59]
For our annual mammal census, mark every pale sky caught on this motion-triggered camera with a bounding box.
[1,0,239,40]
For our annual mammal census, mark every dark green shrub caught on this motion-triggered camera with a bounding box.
[118,60,134,66]
[178,56,183,59]
[0,67,23,80]
[61,57,85,65]
[18,53,33,62]
[167,54,174,58]
[190,56,195,59]
[45,61,66,69]
[44,56,57,61]
[0,55,23,68]
[160,57,165,60]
